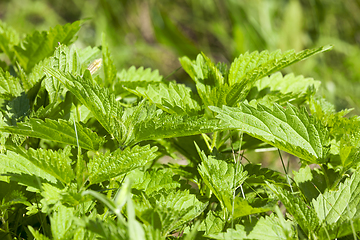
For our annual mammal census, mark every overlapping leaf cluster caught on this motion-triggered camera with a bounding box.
[1,20,360,239]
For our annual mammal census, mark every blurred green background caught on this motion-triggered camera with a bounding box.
[1,0,360,114]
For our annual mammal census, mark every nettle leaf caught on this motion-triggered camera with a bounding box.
[127,82,202,116]
[201,52,225,86]
[26,43,82,91]
[44,67,126,145]
[293,166,328,203]
[248,72,320,107]
[0,68,23,99]
[88,144,158,185]
[181,47,330,107]
[26,57,51,90]
[232,197,274,219]
[311,98,360,145]
[134,189,207,236]
[244,163,287,186]
[0,151,57,187]
[3,92,30,125]
[195,82,231,108]
[28,226,51,240]
[14,21,81,72]
[198,210,226,235]
[45,44,81,103]
[118,66,163,83]
[115,66,164,96]
[50,205,76,240]
[228,45,332,91]
[179,54,207,83]
[1,118,104,151]
[210,103,329,163]
[267,182,321,236]
[0,188,31,210]
[255,72,320,96]
[135,110,224,143]
[312,169,360,232]
[0,20,20,62]
[9,146,74,184]
[207,214,295,240]
[196,144,248,213]
[131,168,182,195]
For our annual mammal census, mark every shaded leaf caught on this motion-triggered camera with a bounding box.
[8,146,74,184]
[207,214,295,240]
[267,182,321,236]
[2,118,104,151]
[0,68,23,99]
[44,67,126,145]
[197,144,248,213]
[127,82,202,116]
[88,144,158,185]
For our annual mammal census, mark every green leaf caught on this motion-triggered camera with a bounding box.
[313,169,360,225]
[115,66,164,97]
[81,217,126,240]
[8,146,74,184]
[267,182,320,236]
[134,109,223,143]
[28,226,51,240]
[179,54,207,83]
[255,72,320,96]
[0,151,57,187]
[134,189,207,236]
[50,205,76,240]
[201,52,225,86]
[127,82,202,116]
[198,210,226,235]
[117,66,163,83]
[26,43,81,92]
[45,44,81,103]
[25,57,51,90]
[293,166,327,202]
[232,197,274,219]
[0,188,31,210]
[228,45,332,97]
[3,92,30,125]
[132,168,181,195]
[195,82,231,108]
[88,144,158,185]
[244,163,287,186]
[247,72,321,108]
[207,214,295,240]
[0,68,23,99]
[197,144,248,213]
[14,21,81,72]
[44,67,126,144]
[210,103,329,163]
[1,118,104,151]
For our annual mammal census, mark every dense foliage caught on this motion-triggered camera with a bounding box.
[1,20,360,239]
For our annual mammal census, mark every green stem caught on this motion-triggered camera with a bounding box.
[201,133,212,152]
[210,131,218,151]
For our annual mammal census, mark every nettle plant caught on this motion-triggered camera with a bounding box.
[1,20,360,240]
